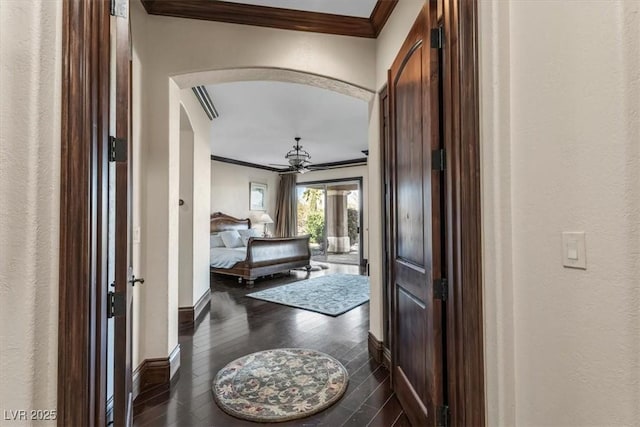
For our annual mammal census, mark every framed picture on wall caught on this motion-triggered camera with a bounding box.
[250,182,267,211]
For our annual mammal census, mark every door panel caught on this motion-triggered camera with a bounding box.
[396,287,427,399]
[389,2,444,426]
[395,47,426,270]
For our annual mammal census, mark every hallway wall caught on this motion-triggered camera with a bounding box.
[210,161,279,223]
[4,1,637,423]
[130,0,151,369]
[179,91,212,308]
[130,0,377,362]
[480,1,640,425]
[0,0,62,419]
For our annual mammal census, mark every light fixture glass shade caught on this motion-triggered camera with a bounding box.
[285,144,311,167]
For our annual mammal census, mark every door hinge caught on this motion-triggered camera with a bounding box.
[109,136,127,162]
[432,148,446,171]
[107,291,126,318]
[431,27,444,49]
[434,278,448,301]
[437,405,450,427]
[110,0,127,18]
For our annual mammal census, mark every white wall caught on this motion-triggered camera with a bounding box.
[478,1,515,424]
[178,113,195,307]
[130,0,149,369]
[177,91,213,308]
[0,0,61,419]
[480,1,640,425]
[211,161,279,225]
[184,92,213,307]
[131,0,377,362]
[297,165,369,259]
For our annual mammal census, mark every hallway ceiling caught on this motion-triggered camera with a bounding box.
[220,0,377,18]
[141,0,397,38]
[205,81,369,168]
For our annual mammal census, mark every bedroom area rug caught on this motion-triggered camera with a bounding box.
[247,273,369,316]
[213,348,349,422]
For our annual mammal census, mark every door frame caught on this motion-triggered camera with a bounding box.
[440,0,484,425]
[382,0,484,425]
[379,85,391,352]
[58,0,113,424]
[296,177,365,268]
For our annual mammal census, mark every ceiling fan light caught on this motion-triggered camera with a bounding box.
[286,153,310,164]
[283,137,312,173]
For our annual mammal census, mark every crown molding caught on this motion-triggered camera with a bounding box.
[370,0,398,37]
[310,158,368,169]
[141,0,398,39]
[211,155,367,173]
[211,155,283,172]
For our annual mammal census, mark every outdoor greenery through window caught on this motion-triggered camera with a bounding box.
[297,187,325,244]
[297,183,360,265]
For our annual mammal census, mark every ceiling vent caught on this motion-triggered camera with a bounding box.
[192,86,219,120]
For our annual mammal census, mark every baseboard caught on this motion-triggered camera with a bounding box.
[368,331,384,365]
[178,289,211,333]
[132,363,142,401]
[178,306,194,331]
[169,344,181,380]
[382,346,392,371]
[132,344,181,409]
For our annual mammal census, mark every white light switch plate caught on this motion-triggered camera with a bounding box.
[133,226,141,244]
[562,231,586,269]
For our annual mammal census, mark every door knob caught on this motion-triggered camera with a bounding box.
[129,276,145,286]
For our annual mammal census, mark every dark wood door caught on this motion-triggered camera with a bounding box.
[112,1,133,425]
[388,2,444,425]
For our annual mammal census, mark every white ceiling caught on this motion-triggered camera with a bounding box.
[220,0,378,18]
[205,81,369,167]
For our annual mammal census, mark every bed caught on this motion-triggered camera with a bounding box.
[210,212,311,287]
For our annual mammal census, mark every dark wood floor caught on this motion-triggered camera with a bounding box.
[133,265,408,427]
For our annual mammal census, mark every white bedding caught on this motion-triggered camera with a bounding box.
[210,246,247,269]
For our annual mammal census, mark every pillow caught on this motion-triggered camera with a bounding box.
[210,233,224,248]
[238,228,261,246]
[220,230,243,248]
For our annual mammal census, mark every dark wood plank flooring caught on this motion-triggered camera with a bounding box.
[133,265,408,426]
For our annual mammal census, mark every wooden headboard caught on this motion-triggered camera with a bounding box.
[210,212,251,233]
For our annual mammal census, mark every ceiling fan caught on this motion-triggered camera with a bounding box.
[269,137,328,174]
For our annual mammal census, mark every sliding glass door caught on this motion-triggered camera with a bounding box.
[296,184,327,260]
[296,179,362,266]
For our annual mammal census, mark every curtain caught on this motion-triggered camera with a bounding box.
[274,174,297,237]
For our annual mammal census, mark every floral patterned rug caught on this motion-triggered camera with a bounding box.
[247,274,369,316]
[212,348,349,422]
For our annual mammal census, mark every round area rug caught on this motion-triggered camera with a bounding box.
[212,348,349,422]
